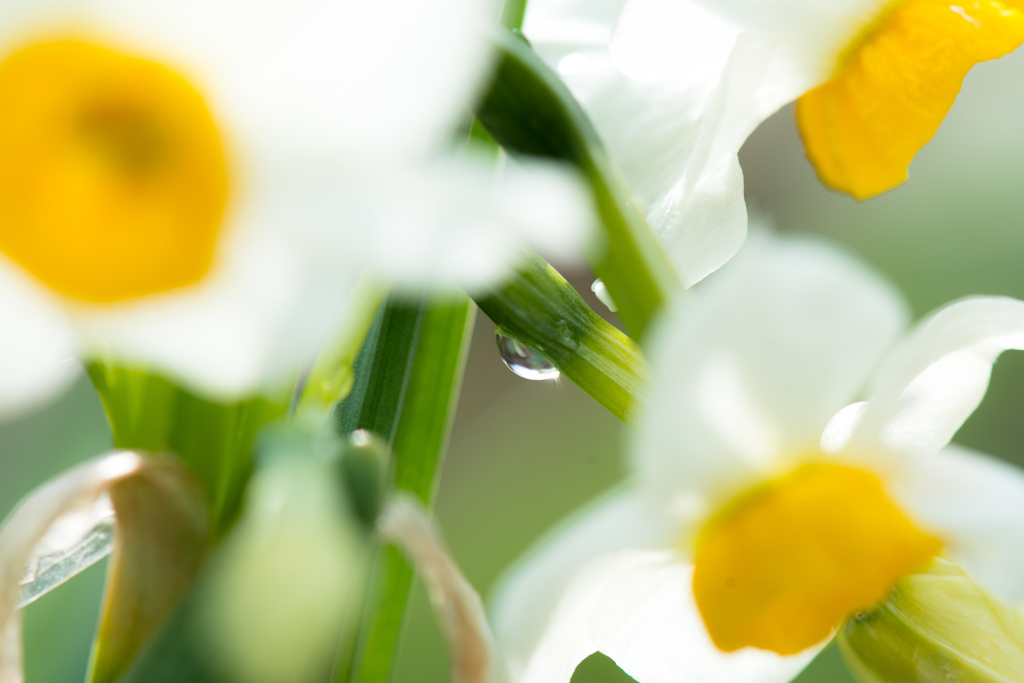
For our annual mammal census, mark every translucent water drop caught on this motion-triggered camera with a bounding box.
[591,279,618,312]
[496,333,559,381]
[19,496,116,608]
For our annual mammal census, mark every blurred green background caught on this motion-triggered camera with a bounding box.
[4,45,1024,683]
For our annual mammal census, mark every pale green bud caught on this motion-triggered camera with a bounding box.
[204,437,367,683]
[839,558,1024,683]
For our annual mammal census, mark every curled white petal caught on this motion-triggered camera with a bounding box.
[853,296,1024,456]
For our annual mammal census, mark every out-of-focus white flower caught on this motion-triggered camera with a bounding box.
[0,0,593,416]
[525,0,1024,283]
[492,234,1024,682]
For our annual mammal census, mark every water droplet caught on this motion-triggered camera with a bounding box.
[496,333,559,381]
[591,279,618,312]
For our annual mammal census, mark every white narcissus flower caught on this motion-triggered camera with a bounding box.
[525,0,1024,283]
[0,0,593,417]
[525,0,745,287]
[492,235,1024,683]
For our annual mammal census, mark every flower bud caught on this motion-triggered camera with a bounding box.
[204,437,367,683]
[839,558,1024,683]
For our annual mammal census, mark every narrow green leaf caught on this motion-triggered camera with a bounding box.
[334,296,426,443]
[341,296,476,683]
[476,29,678,338]
[392,298,476,503]
[475,253,647,425]
[87,459,209,683]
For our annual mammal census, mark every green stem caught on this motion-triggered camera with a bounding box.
[296,283,384,422]
[476,29,679,338]
[87,363,287,537]
[500,0,528,30]
[475,252,647,425]
[333,296,426,444]
[339,296,476,683]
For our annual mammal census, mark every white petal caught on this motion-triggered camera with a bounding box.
[650,153,747,287]
[0,0,493,159]
[852,297,1024,457]
[682,31,816,202]
[77,146,375,401]
[633,235,908,507]
[888,444,1024,602]
[529,0,746,286]
[0,263,79,419]
[525,0,628,53]
[682,0,889,68]
[498,546,818,683]
[492,490,671,680]
[611,0,739,85]
[78,227,304,401]
[363,156,593,294]
[819,401,867,453]
[613,24,818,284]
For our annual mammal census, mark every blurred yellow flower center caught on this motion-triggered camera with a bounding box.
[692,463,940,655]
[0,40,228,303]
[796,0,1024,200]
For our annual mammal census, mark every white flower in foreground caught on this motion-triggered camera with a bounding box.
[525,0,1024,283]
[492,235,1024,682]
[0,0,592,416]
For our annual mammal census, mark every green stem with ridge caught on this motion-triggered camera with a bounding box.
[475,252,647,425]
[338,295,476,683]
[476,29,679,338]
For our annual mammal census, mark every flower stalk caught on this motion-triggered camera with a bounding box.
[474,252,648,425]
[339,296,476,683]
[476,29,679,338]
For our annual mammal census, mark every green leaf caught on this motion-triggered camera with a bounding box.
[87,459,209,683]
[476,29,678,338]
[340,296,476,683]
[839,558,1024,683]
[87,364,288,536]
[333,296,426,444]
[475,253,647,424]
